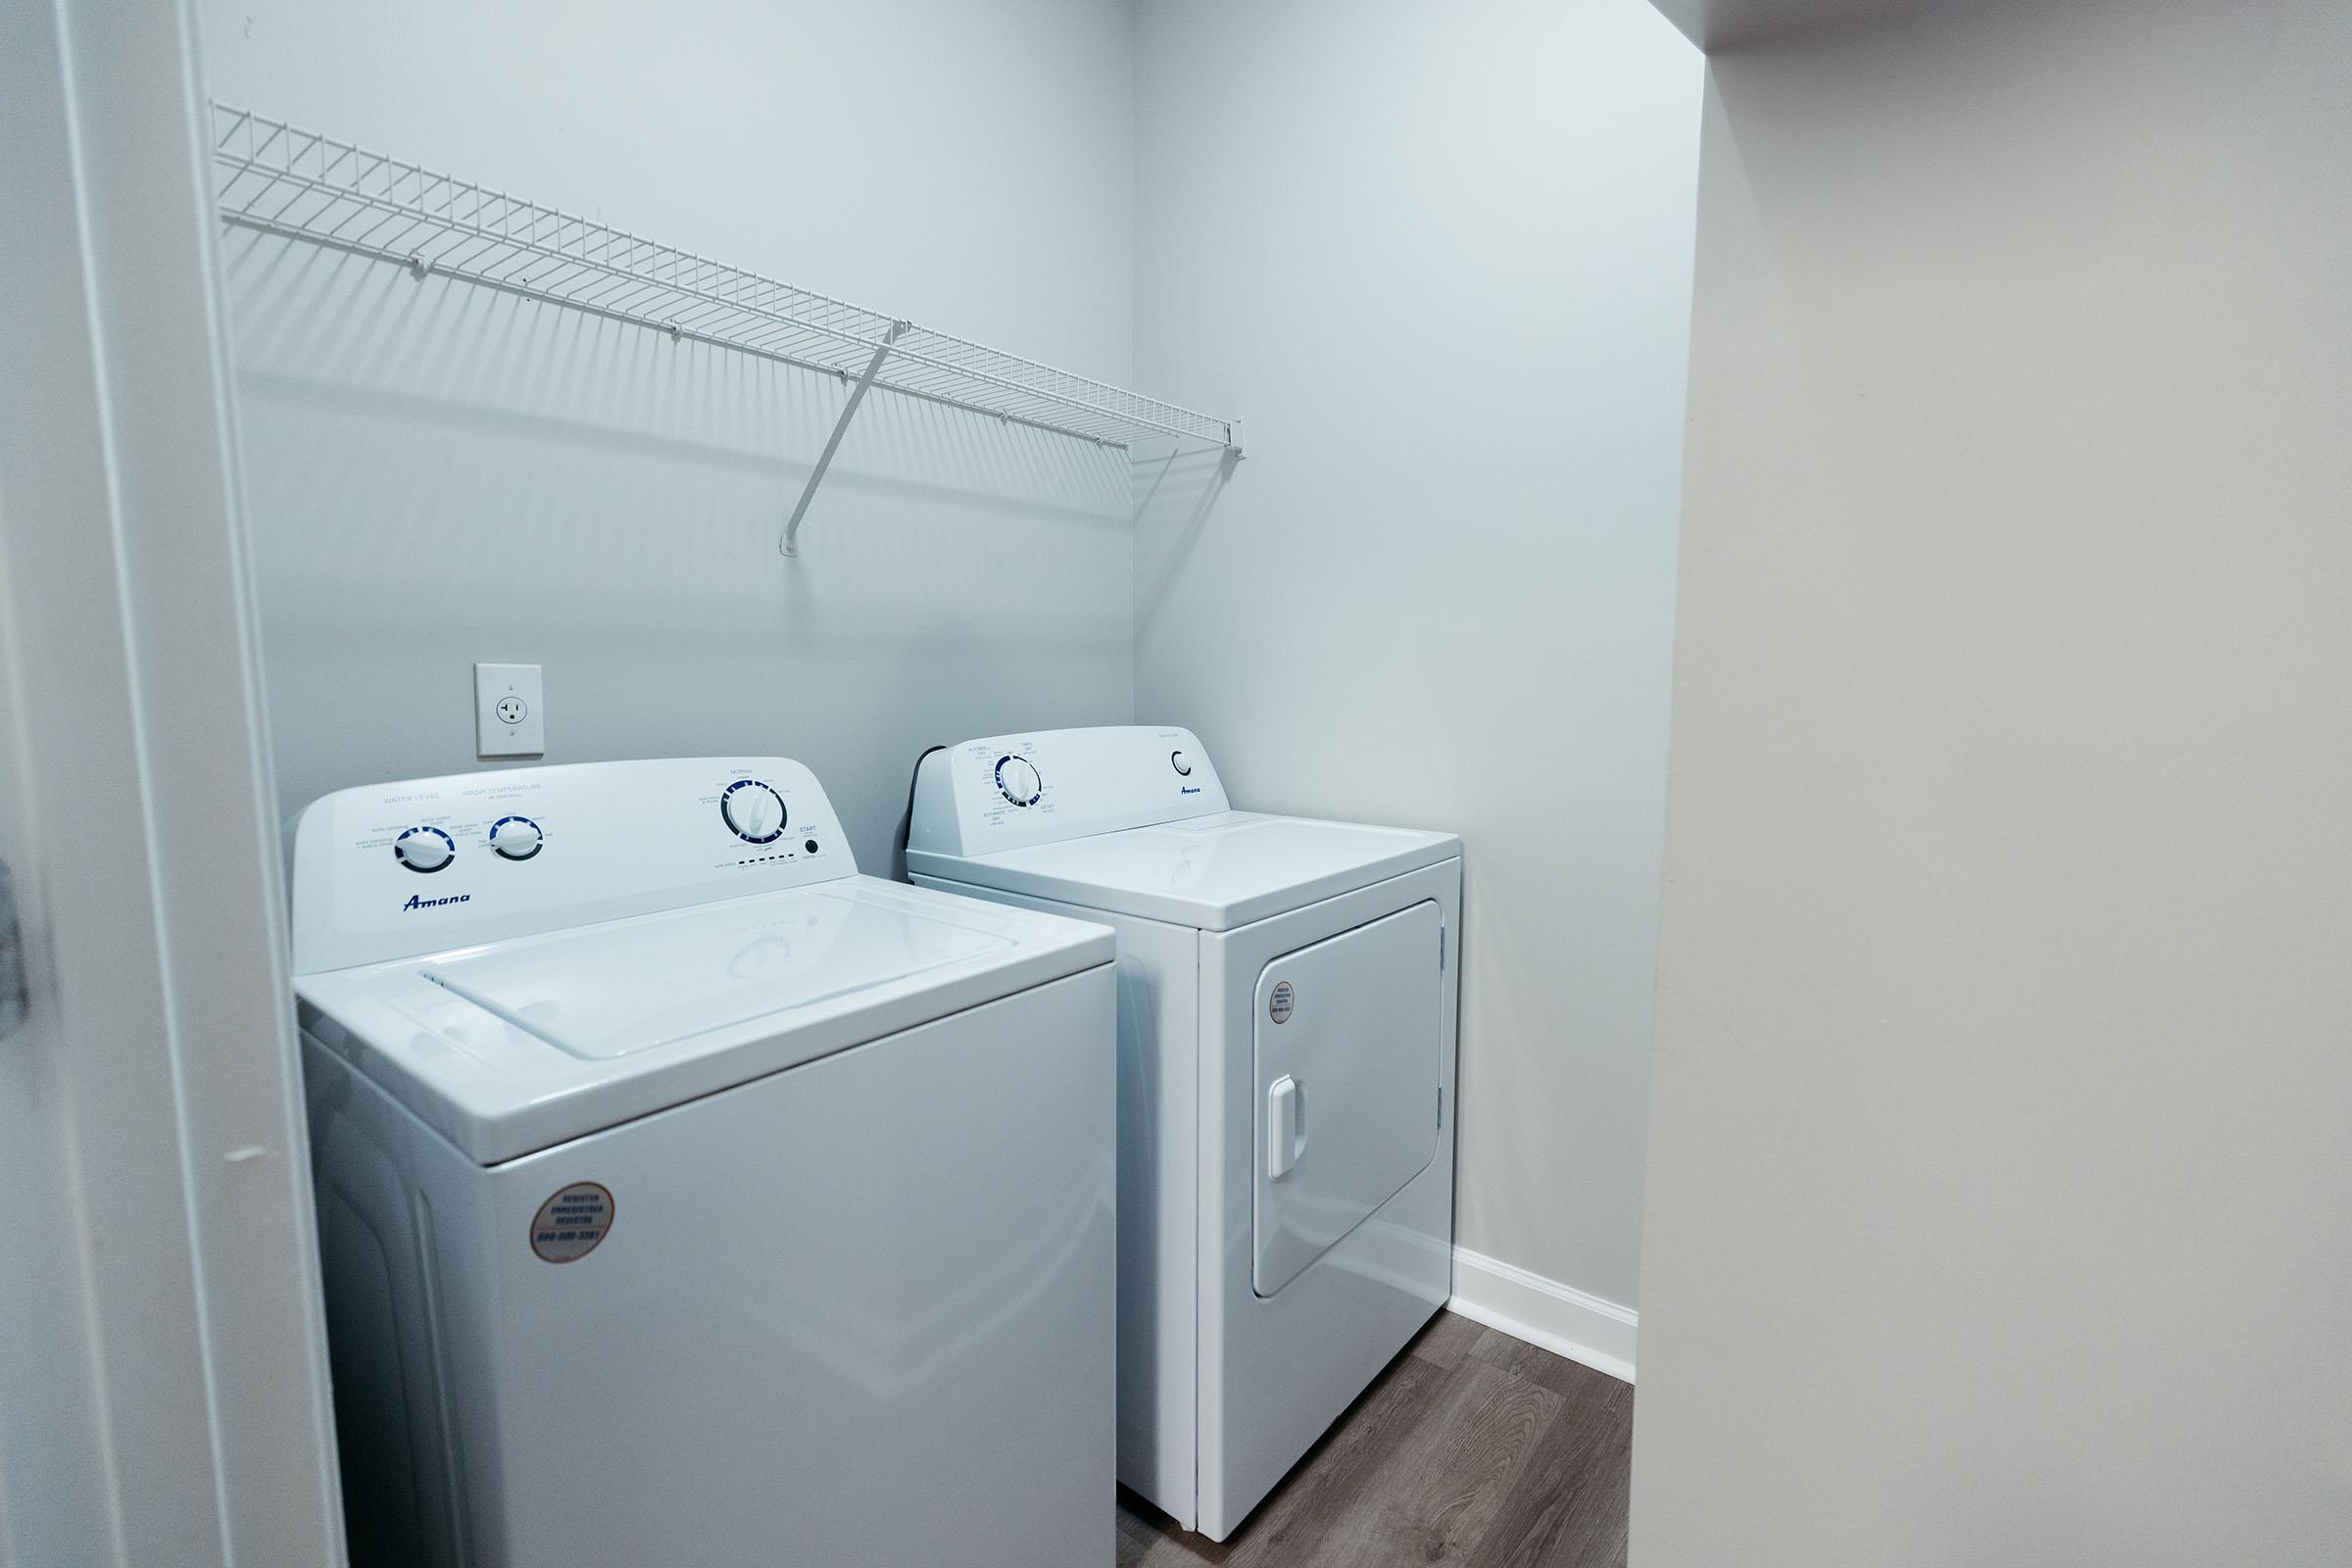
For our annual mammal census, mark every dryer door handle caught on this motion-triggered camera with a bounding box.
[1266,1074,1306,1180]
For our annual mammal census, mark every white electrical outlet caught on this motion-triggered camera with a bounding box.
[474,662,545,757]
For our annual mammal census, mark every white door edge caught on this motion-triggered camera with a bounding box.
[0,1,343,1562]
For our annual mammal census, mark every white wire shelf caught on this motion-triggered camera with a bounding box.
[208,103,1242,555]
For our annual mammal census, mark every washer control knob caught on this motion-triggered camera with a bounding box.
[996,756,1042,808]
[1171,751,1192,776]
[393,826,455,873]
[722,780,787,844]
[489,815,543,860]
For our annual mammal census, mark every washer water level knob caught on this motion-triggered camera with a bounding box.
[489,815,544,860]
[394,826,456,873]
[722,780,787,843]
[1170,751,1192,776]
[996,755,1043,808]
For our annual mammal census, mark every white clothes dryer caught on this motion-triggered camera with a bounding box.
[292,758,1115,1568]
[907,726,1460,1540]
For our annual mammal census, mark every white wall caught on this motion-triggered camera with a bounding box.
[1634,0,2352,1561]
[207,0,1705,1374]
[200,0,1141,869]
[1132,0,1702,1353]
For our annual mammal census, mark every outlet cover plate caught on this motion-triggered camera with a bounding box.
[474,662,544,757]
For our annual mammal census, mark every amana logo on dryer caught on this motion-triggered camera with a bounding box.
[402,892,471,912]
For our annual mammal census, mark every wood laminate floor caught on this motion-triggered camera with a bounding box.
[1115,1312,1634,1568]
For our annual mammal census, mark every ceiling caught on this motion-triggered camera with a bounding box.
[1647,0,1984,51]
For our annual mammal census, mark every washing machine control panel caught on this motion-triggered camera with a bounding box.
[909,725,1230,857]
[291,758,854,973]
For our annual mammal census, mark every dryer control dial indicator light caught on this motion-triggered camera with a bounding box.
[721,780,787,844]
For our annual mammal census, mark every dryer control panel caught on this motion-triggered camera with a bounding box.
[909,725,1231,858]
[292,758,853,974]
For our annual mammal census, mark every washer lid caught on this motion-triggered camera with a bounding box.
[296,875,1113,1164]
[422,889,1013,1059]
[907,811,1461,931]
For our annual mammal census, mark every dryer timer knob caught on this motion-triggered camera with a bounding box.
[996,756,1042,808]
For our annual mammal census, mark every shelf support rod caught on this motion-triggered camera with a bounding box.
[781,319,906,558]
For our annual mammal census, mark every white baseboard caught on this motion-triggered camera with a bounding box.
[1448,1247,1638,1385]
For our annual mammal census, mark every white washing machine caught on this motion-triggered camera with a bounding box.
[291,757,1116,1568]
[907,726,1461,1540]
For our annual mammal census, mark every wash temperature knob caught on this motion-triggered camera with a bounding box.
[490,816,543,860]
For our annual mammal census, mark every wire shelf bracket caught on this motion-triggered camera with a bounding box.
[784,320,904,558]
[205,103,1245,559]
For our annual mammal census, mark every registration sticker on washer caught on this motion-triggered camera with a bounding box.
[530,1182,615,1263]
[1269,980,1296,1024]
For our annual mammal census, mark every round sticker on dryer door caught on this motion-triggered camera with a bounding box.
[530,1182,614,1263]
[1269,980,1297,1024]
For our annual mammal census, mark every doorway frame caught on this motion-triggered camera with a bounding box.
[0,0,343,1561]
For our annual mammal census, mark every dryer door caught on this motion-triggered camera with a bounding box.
[1251,900,1443,1297]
